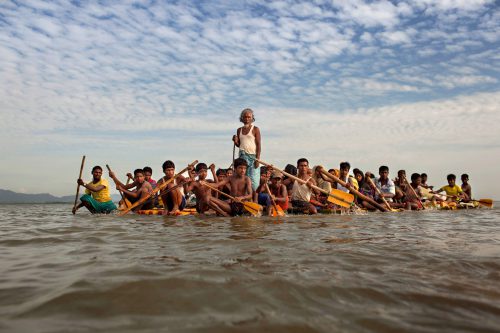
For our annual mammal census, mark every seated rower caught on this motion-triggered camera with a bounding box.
[290,158,318,214]
[206,158,254,216]
[282,164,297,200]
[420,173,434,190]
[256,166,273,216]
[406,173,424,210]
[185,163,217,214]
[393,169,407,203]
[434,174,469,202]
[268,170,289,211]
[157,160,188,215]
[336,162,356,193]
[461,174,471,202]
[73,166,117,214]
[110,168,154,211]
[143,166,157,189]
[312,165,332,206]
[373,166,400,208]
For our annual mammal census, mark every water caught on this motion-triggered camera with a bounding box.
[1,204,499,333]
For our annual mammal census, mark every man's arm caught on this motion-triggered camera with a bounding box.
[232,128,241,147]
[210,164,218,183]
[78,179,105,193]
[239,177,253,201]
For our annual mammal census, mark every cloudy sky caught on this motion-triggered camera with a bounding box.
[0,0,499,199]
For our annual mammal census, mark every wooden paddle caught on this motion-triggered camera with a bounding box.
[72,155,86,214]
[118,160,198,216]
[264,183,286,217]
[473,198,493,208]
[318,168,388,212]
[401,175,425,210]
[200,181,262,216]
[365,174,396,212]
[106,164,129,208]
[256,159,354,208]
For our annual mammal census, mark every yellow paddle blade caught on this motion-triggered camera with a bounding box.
[326,194,351,208]
[271,205,286,217]
[243,201,263,216]
[330,188,355,203]
[476,198,493,208]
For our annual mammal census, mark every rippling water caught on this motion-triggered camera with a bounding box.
[1,204,499,333]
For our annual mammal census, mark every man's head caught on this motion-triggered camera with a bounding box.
[461,173,469,183]
[339,161,351,178]
[143,166,153,181]
[196,163,208,180]
[134,169,145,184]
[216,168,227,180]
[447,174,456,186]
[398,170,406,178]
[240,108,255,124]
[226,168,234,177]
[297,158,309,174]
[411,173,421,185]
[421,173,428,183]
[162,160,175,178]
[91,166,103,181]
[379,165,389,180]
[234,158,248,176]
[270,170,282,185]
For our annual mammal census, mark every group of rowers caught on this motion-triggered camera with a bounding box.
[72,108,472,216]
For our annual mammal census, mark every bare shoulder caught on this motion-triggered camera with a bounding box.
[143,182,153,192]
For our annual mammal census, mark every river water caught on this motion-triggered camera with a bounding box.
[0,203,499,332]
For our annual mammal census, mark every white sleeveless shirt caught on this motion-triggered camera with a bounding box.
[291,178,312,202]
[238,125,257,154]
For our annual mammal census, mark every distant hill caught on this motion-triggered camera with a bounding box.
[0,189,120,204]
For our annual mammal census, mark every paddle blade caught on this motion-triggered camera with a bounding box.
[330,188,355,203]
[243,201,263,216]
[271,205,286,217]
[476,198,493,208]
[326,189,353,208]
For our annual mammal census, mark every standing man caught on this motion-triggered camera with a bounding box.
[232,108,261,191]
[73,166,117,214]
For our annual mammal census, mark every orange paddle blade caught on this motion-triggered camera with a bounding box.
[271,205,286,217]
[476,198,493,208]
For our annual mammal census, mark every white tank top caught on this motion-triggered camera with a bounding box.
[238,125,256,154]
[291,178,312,202]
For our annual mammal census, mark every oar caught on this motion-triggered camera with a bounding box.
[200,181,262,216]
[257,159,354,208]
[106,164,129,208]
[473,198,493,208]
[232,143,236,170]
[401,175,425,210]
[72,155,86,213]
[264,183,285,217]
[318,168,388,212]
[118,160,198,216]
[365,175,396,212]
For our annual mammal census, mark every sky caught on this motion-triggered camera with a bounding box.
[0,0,499,199]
